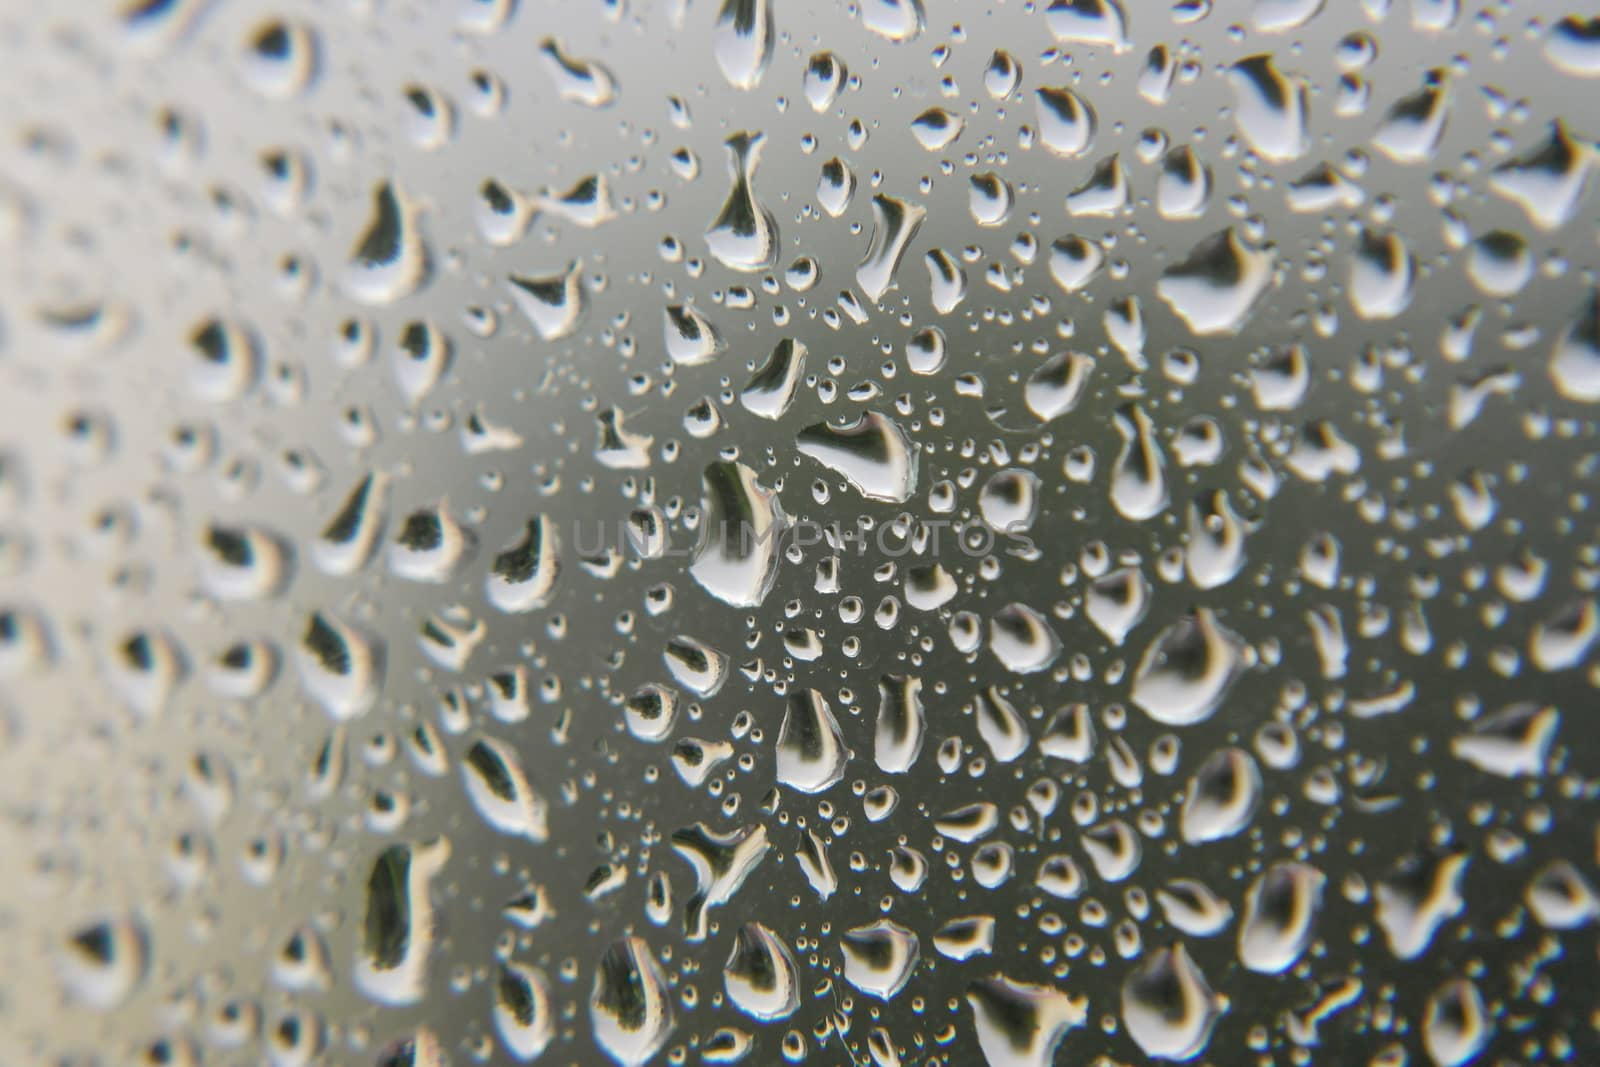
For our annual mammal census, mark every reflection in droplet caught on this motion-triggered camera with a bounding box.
[706,132,778,272]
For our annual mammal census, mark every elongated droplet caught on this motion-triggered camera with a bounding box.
[714,0,774,89]
[706,132,778,272]
[722,922,799,1021]
[296,611,382,721]
[315,471,390,576]
[875,673,925,774]
[538,38,617,107]
[1228,53,1308,161]
[590,937,675,1067]
[857,194,927,302]
[1109,403,1168,522]
[741,338,807,420]
[461,736,548,841]
[494,962,554,1062]
[691,460,788,609]
[345,182,430,306]
[777,688,850,794]
[1181,746,1262,844]
[355,838,450,1006]
[1237,861,1324,974]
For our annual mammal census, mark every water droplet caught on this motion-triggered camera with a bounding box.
[875,673,925,774]
[494,961,555,1062]
[1131,609,1245,726]
[859,0,925,41]
[507,261,587,340]
[1121,942,1226,1061]
[1180,746,1262,843]
[1157,228,1275,336]
[1228,54,1309,161]
[1237,861,1324,974]
[840,920,919,1000]
[796,412,918,502]
[295,611,382,721]
[714,0,774,90]
[707,132,778,272]
[58,916,148,1010]
[776,688,850,793]
[722,922,799,1020]
[590,937,675,1067]
[690,461,787,608]
[462,736,549,840]
[355,838,451,1006]
[486,515,560,614]
[538,38,618,107]
[966,973,1087,1067]
[857,195,927,302]
[987,603,1061,675]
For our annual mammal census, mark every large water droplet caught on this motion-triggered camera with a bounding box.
[706,132,778,272]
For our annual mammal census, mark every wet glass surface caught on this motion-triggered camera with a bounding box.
[1,0,1599,1064]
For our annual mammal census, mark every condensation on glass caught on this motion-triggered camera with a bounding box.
[0,0,1597,1064]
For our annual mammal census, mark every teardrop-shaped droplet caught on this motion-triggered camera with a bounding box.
[966,973,1088,1067]
[664,304,725,366]
[722,922,800,1021]
[776,688,850,794]
[494,962,554,1062]
[1109,403,1168,522]
[1130,608,1245,726]
[57,916,148,1010]
[1157,227,1275,336]
[988,603,1061,675]
[714,0,774,90]
[741,337,807,420]
[1550,289,1600,402]
[691,460,788,609]
[355,838,451,1007]
[1227,54,1309,161]
[1035,86,1096,157]
[538,37,618,107]
[1121,943,1226,1061]
[706,132,778,272]
[1181,746,1262,843]
[590,937,675,1067]
[461,736,548,841]
[486,515,560,614]
[344,182,430,306]
[1237,861,1325,974]
[295,611,382,721]
[1085,566,1150,646]
[857,194,927,302]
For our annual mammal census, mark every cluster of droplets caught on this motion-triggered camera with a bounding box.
[3,0,1600,1065]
